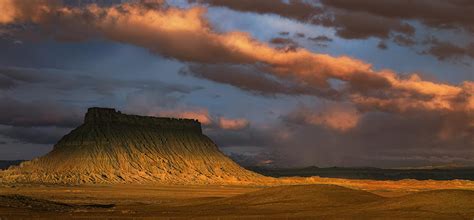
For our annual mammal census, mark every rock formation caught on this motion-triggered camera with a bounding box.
[0,108,265,184]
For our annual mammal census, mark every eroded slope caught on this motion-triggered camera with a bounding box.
[0,108,265,184]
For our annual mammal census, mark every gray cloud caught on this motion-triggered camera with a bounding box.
[307,35,333,47]
[189,0,320,22]
[422,38,474,61]
[271,108,474,167]
[213,102,473,168]
[0,65,202,146]
[0,125,70,145]
[194,0,474,61]
[0,97,82,128]
[0,66,201,95]
[321,0,474,33]
[181,64,340,98]
[307,35,333,43]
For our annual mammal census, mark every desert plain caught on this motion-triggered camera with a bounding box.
[1,177,474,219]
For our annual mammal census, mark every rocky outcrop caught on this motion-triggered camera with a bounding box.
[0,108,265,184]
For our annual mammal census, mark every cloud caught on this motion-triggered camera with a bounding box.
[279,109,473,167]
[377,41,388,50]
[320,0,474,33]
[0,66,201,96]
[307,35,333,43]
[0,67,52,90]
[422,39,474,61]
[0,125,69,144]
[307,35,333,47]
[158,108,213,125]
[182,64,338,97]
[189,0,320,22]
[124,90,250,129]
[210,106,473,167]
[191,0,415,41]
[0,65,202,144]
[217,117,249,130]
[313,9,415,40]
[152,108,251,130]
[192,0,474,62]
[1,0,473,166]
[0,97,82,128]
[0,73,17,89]
[393,34,415,46]
[284,104,361,132]
[2,1,471,119]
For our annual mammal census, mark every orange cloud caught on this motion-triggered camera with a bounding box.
[0,0,15,24]
[218,117,249,130]
[287,105,361,132]
[1,0,472,119]
[154,108,251,129]
[157,109,212,125]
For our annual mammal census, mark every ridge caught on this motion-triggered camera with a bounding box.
[84,107,202,133]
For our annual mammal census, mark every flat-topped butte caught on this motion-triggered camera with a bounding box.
[85,107,202,133]
[0,107,264,184]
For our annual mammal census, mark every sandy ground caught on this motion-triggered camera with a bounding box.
[1,178,474,219]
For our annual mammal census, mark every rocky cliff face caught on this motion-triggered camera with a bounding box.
[0,108,265,184]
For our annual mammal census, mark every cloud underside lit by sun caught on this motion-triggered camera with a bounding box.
[0,0,472,167]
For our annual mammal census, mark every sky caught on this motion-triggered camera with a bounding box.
[0,0,472,168]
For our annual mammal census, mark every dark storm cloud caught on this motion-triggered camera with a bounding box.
[313,9,415,40]
[2,1,471,118]
[208,104,473,167]
[2,0,471,120]
[193,0,474,61]
[307,35,333,43]
[377,41,388,50]
[192,0,414,40]
[0,67,52,89]
[320,0,474,33]
[206,126,272,149]
[422,39,474,61]
[0,97,82,128]
[0,66,201,95]
[1,0,473,167]
[269,37,298,46]
[392,34,416,47]
[269,37,300,52]
[295,33,306,38]
[307,35,333,47]
[184,64,299,96]
[0,74,17,89]
[0,126,69,145]
[0,1,260,63]
[0,66,202,145]
[283,103,361,132]
[189,0,320,22]
[273,107,474,167]
[181,64,340,98]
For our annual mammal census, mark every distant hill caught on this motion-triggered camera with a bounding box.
[0,108,265,184]
[247,166,474,181]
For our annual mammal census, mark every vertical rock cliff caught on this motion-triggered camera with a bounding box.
[0,108,265,184]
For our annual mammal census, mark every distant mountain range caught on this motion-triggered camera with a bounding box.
[246,166,474,181]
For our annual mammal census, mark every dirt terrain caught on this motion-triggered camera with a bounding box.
[1,181,474,219]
